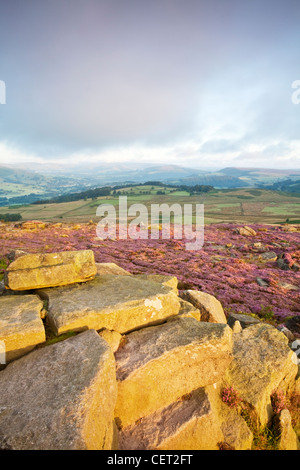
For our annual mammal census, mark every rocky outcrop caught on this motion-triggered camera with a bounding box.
[227,312,261,329]
[235,226,257,236]
[176,298,201,320]
[135,274,178,294]
[0,249,299,450]
[277,409,300,450]
[119,384,253,451]
[180,290,227,324]
[96,262,131,276]
[0,330,117,450]
[98,328,123,353]
[114,318,233,427]
[5,250,97,290]
[225,324,298,426]
[0,295,45,362]
[118,387,224,450]
[39,275,181,336]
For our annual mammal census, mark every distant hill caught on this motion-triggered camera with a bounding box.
[218,167,300,188]
[2,163,300,205]
[134,164,205,182]
[265,179,300,194]
[179,174,249,188]
[0,165,95,204]
[219,167,300,178]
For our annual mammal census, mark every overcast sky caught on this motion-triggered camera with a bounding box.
[0,0,300,169]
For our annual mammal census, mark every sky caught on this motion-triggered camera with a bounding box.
[0,0,300,170]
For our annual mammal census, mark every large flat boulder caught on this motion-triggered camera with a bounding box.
[225,324,298,426]
[180,290,227,324]
[114,318,233,427]
[0,295,45,362]
[39,275,181,336]
[0,330,117,450]
[4,250,97,291]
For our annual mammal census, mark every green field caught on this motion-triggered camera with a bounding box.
[2,186,300,225]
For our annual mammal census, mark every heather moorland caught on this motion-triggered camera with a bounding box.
[1,221,299,328]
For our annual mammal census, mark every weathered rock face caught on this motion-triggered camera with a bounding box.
[114,318,233,427]
[96,263,132,276]
[277,326,295,342]
[5,250,97,291]
[6,249,28,262]
[176,298,201,321]
[0,330,117,450]
[231,321,243,334]
[0,295,45,362]
[135,274,178,294]
[227,313,261,329]
[98,329,123,353]
[118,387,224,450]
[235,226,257,236]
[180,290,227,324]
[119,383,253,451]
[1,247,300,451]
[225,324,298,426]
[205,384,253,451]
[277,409,300,450]
[39,275,181,336]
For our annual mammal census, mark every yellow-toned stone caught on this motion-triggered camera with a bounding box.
[39,275,181,336]
[167,298,200,321]
[22,220,46,230]
[119,387,224,450]
[5,250,97,291]
[206,383,253,450]
[99,329,123,352]
[177,298,201,320]
[225,324,298,426]
[96,263,132,276]
[0,330,117,449]
[119,383,253,450]
[236,226,257,236]
[135,274,178,294]
[0,295,45,362]
[278,409,300,450]
[115,318,233,427]
[181,290,227,324]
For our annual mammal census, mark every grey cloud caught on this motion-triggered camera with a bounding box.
[0,0,300,166]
